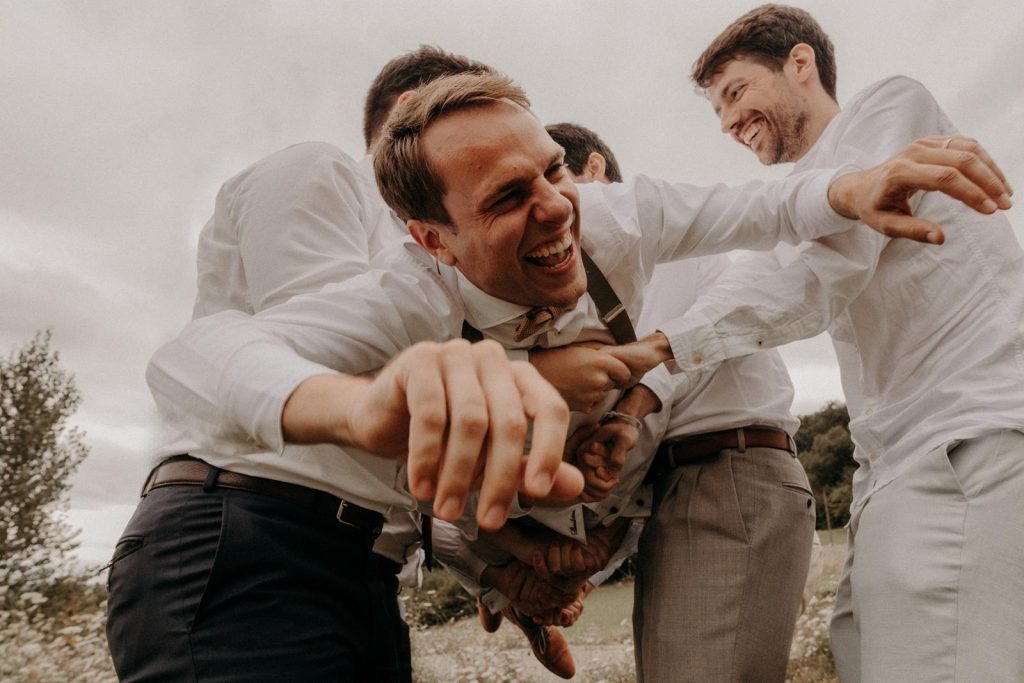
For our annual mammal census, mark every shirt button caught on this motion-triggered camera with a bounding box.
[869,451,880,463]
[755,339,764,346]
[692,353,703,364]
[864,407,874,416]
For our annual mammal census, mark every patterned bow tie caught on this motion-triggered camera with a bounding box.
[512,306,559,342]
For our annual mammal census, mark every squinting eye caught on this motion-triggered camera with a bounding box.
[548,163,567,178]
[491,191,522,211]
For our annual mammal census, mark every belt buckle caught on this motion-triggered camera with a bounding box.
[336,500,360,530]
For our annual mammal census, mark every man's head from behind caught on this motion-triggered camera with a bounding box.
[362,45,495,150]
[691,4,838,165]
[545,122,623,185]
[374,73,586,310]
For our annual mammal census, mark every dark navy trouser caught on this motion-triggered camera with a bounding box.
[106,484,410,682]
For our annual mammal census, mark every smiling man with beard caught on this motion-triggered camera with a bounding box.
[618,4,1024,680]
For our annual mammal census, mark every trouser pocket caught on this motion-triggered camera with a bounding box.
[105,486,226,681]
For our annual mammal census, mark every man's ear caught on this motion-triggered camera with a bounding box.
[584,152,608,184]
[788,43,817,85]
[408,219,457,266]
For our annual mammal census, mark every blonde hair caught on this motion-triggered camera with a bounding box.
[373,72,530,225]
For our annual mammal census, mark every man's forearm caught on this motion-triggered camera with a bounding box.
[281,372,368,446]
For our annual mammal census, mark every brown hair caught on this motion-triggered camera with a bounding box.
[373,72,530,225]
[545,122,623,183]
[691,4,837,100]
[362,45,495,149]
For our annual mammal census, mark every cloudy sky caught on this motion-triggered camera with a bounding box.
[2,1,1021,567]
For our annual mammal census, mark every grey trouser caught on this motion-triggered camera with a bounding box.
[634,445,815,682]
[831,429,1024,682]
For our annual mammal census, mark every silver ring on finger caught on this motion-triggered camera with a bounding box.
[942,137,955,149]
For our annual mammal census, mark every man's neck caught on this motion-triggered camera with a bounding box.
[793,96,841,162]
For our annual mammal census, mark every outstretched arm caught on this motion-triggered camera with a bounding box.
[283,339,583,531]
[629,134,1011,271]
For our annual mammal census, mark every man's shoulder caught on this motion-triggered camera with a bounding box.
[248,141,363,178]
[220,142,366,196]
[846,76,937,116]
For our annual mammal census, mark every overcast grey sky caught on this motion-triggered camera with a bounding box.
[2,1,1021,567]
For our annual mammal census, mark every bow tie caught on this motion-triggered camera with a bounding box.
[512,306,559,342]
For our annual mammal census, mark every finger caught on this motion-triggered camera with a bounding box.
[571,545,589,574]
[580,449,609,469]
[431,341,490,523]
[532,549,551,580]
[559,543,576,576]
[514,362,577,498]
[911,145,1012,210]
[401,344,448,501]
[864,209,945,245]
[546,546,562,577]
[471,341,530,530]
[536,462,588,505]
[565,423,600,460]
[607,430,635,469]
[591,353,632,387]
[603,343,657,379]
[916,136,1011,194]
[590,476,619,494]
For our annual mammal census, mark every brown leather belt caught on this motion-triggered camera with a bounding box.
[649,426,794,480]
[142,455,384,538]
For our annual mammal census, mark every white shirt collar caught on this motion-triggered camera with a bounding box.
[454,269,531,330]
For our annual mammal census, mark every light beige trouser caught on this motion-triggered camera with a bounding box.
[831,429,1024,683]
[634,445,816,682]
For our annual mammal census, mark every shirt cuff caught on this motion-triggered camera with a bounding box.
[654,306,723,376]
[636,365,675,412]
[793,165,862,240]
[221,344,332,454]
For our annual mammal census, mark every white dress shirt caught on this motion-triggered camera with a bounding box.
[638,254,799,441]
[148,167,856,520]
[193,143,405,317]
[169,141,419,568]
[659,76,1024,508]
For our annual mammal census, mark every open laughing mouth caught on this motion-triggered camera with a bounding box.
[524,232,574,269]
[741,116,765,147]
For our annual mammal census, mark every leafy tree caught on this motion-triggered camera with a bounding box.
[795,401,856,529]
[0,331,89,603]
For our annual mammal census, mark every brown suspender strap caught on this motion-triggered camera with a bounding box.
[461,320,484,343]
[580,248,637,344]
[461,248,636,345]
[420,513,434,571]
